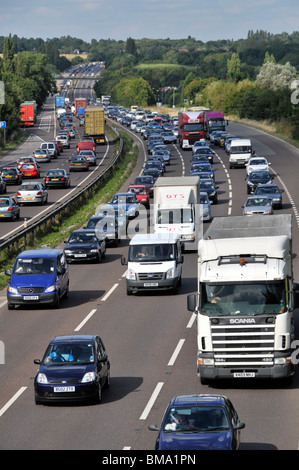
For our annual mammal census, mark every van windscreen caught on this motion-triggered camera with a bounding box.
[129,244,176,262]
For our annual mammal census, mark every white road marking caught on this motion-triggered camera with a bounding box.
[140,382,164,420]
[74,309,97,332]
[168,339,185,366]
[0,387,27,418]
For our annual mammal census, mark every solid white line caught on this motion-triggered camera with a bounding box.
[140,382,164,420]
[168,339,185,366]
[0,387,27,418]
[74,309,97,332]
[101,283,119,301]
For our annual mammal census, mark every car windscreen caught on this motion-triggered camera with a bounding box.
[43,342,95,365]
[13,257,55,275]
[163,406,230,432]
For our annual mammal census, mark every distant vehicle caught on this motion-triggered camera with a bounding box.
[134,175,154,197]
[34,334,110,404]
[246,170,273,194]
[69,155,89,172]
[83,214,120,247]
[127,185,150,208]
[64,229,106,263]
[40,142,58,159]
[199,178,219,204]
[17,181,48,205]
[108,192,139,219]
[242,196,273,216]
[33,149,51,163]
[245,157,271,175]
[200,191,211,222]
[0,196,20,221]
[44,169,70,189]
[148,394,245,450]
[17,156,39,169]
[1,167,22,185]
[19,162,40,179]
[254,183,284,208]
[78,150,97,166]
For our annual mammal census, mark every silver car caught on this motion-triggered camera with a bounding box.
[242,196,273,216]
[33,149,51,163]
[17,182,48,205]
[200,191,212,222]
[78,150,97,166]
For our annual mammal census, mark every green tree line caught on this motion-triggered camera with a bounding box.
[0,35,56,144]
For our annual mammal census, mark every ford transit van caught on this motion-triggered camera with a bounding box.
[121,233,183,295]
[229,139,253,168]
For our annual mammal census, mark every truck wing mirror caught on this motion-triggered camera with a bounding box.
[187,294,197,312]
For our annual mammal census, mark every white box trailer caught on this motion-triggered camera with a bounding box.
[187,214,298,384]
[153,176,201,250]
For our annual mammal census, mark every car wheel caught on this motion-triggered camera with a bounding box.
[94,383,102,404]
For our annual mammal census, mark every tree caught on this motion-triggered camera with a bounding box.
[256,61,298,90]
[126,37,137,56]
[227,53,243,82]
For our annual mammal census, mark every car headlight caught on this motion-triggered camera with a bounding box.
[8,286,18,294]
[82,372,95,383]
[37,373,48,384]
[90,249,98,253]
[127,268,136,280]
[45,285,56,293]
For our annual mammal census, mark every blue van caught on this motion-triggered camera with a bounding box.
[5,248,69,309]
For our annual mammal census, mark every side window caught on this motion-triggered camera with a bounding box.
[226,399,238,425]
[96,337,106,358]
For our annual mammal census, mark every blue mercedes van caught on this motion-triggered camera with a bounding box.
[6,248,69,309]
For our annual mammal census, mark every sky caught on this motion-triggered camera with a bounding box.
[0,0,298,43]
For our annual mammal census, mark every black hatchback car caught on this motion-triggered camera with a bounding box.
[34,335,110,404]
[64,229,106,263]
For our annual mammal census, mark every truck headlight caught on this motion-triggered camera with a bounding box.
[166,267,175,279]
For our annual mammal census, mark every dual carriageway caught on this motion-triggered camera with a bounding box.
[0,69,299,450]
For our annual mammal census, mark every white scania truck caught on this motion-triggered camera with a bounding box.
[187,215,298,384]
[153,176,201,250]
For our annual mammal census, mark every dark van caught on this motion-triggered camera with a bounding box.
[5,248,69,309]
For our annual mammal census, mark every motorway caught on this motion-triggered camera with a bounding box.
[0,99,299,450]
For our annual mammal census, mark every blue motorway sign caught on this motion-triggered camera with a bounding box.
[0,121,6,128]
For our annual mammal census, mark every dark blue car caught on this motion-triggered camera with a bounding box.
[34,335,110,405]
[149,394,245,450]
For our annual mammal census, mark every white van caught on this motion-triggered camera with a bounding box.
[121,233,183,295]
[40,142,57,159]
[229,138,253,168]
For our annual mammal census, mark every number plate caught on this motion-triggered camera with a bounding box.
[23,295,39,300]
[144,282,158,287]
[74,254,87,257]
[233,372,255,378]
[54,386,75,393]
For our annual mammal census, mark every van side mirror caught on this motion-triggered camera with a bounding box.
[5,268,12,276]
[121,256,127,266]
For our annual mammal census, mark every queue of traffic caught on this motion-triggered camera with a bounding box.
[3,101,296,450]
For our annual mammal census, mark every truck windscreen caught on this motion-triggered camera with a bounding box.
[201,281,285,316]
[183,123,204,132]
[157,208,193,224]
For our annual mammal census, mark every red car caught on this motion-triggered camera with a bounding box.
[127,185,150,208]
[19,162,40,179]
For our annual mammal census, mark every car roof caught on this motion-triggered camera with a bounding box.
[50,335,96,344]
[170,394,228,407]
[17,248,62,258]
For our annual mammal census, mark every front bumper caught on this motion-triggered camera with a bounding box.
[127,277,179,293]
[35,381,99,403]
[7,292,58,307]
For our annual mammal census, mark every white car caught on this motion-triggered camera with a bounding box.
[245,157,271,175]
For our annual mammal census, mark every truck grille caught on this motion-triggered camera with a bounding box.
[210,318,276,367]
[138,272,164,281]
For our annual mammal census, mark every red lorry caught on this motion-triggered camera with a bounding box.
[20,101,37,127]
[178,110,205,149]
